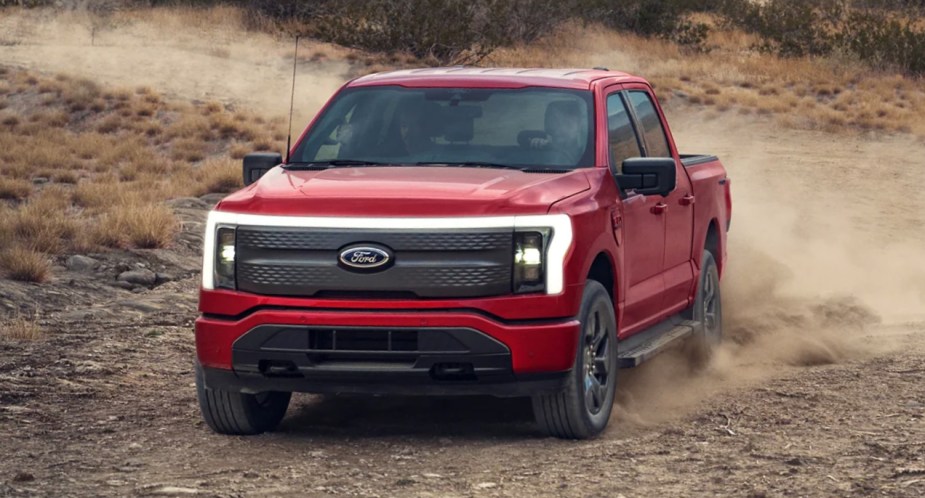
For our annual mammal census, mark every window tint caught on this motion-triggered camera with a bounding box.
[628,91,672,158]
[292,87,595,169]
[605,93,642,173]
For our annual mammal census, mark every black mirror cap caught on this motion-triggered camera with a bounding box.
[616,157,676,197]
[243,152,282,186]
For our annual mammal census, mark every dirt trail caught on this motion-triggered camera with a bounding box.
[1,10,924,497]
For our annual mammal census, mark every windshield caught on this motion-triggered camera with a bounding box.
[290,86,595,170]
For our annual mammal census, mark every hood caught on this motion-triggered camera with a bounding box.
[216,166,591,217]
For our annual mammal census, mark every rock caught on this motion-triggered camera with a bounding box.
[113,281,136,291]
[155,273,174,285]
[66,255,100,272]
[117,269,156,287]
[199,193,227,205]
[243,471,259,479]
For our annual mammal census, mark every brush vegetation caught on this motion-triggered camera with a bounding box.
[0,67,284,282]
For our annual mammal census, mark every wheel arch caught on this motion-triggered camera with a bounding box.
[586,251,616,305]
[704,218,722,275]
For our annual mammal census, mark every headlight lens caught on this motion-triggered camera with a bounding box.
[513,230,547,293]
[214,226,236,290]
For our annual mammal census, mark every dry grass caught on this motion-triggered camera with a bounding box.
[0,246,51,283]
[0,177,32,200]
[488,21,925,137]
[0,67,285,285]
[0,312,45,341]
[95,203,178,249]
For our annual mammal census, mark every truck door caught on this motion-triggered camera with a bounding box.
[605,90,666,336]
[625,90,696,315]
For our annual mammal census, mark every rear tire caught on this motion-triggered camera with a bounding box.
[532,280,617,439]
[685,250,723,368]
[195,363,291,435]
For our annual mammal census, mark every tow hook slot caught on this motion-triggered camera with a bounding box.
[259,360,301,377]
[430,362,476,381]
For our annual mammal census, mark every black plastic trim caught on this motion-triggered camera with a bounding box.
[201,365,568,397]
[680,154,718,167]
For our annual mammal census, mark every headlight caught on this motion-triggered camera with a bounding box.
[214,226,236,290]
[513,230,548,293]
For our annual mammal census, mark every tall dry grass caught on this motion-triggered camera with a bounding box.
[488,21,925,137]
[0,311,44,341]
[0,67,283,283]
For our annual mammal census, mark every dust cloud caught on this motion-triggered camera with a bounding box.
[0,8,350,129]
[613,109,925,428]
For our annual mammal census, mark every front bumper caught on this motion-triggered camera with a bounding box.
[195,309,579,396]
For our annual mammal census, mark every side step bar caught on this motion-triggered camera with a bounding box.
[617,318,701,368]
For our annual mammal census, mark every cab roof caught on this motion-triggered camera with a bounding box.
[348,67,646,90]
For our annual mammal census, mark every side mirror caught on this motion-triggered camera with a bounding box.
[243,152,282,186]
[615,157,676,197]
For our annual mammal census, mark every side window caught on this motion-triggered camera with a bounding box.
[605,93,642,173]
[628,91,672,158]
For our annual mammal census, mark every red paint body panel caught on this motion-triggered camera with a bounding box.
[196,311,580,374]
[217,166,591,217]
[196,69,731,384]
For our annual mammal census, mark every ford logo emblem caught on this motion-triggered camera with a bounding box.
[339,245,392,271]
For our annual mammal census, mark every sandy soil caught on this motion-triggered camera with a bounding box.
[1,9,924,498]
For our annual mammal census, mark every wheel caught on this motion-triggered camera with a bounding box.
[195,363,291,435]
[532,280,617,439]
[685,250,723,367]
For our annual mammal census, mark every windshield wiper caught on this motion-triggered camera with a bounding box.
[285,160,395,169]
[414,161,524,170]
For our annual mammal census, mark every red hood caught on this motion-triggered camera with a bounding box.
[216,166,591,217]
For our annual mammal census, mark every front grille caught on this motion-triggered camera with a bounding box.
[235,227,513,298]
[238,229,510,252]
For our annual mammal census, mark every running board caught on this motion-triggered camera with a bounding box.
[617,319,700,368]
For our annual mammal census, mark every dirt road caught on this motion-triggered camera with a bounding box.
[1,10,924,497]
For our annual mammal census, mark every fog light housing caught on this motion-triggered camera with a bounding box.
[214,226,236,290]
[513,230,547,293]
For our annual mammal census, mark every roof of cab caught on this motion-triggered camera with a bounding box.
[348,67,646,90]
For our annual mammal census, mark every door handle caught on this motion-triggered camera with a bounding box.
[651,202,668,215]
[680,194,695,206]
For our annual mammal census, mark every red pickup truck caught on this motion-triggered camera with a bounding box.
[194,68,731,439]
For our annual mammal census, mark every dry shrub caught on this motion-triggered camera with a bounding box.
[194,158,242,196]
[52,171,79,184]
[96,115,124,134]
[0,178,32,200]
[0,312,45,341]
[10,190,82,253]
[95,203,178,249]
[0,246,51,283]
[1,114,20,127]
[166,114,211,140]
[171,137,207,162]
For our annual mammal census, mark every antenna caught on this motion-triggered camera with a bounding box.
[285,35,300,164]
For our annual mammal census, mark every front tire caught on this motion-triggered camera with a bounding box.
[195,363,291,435]
[532,280,617,439]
